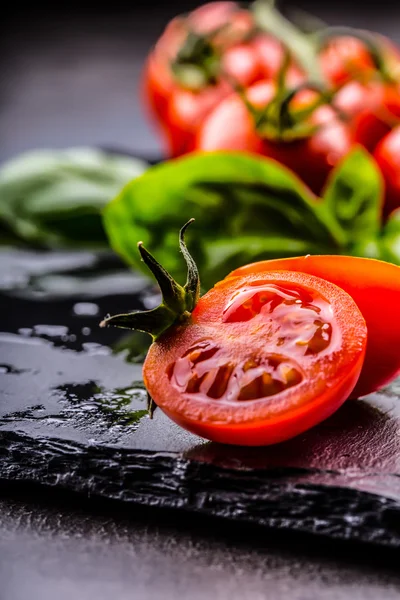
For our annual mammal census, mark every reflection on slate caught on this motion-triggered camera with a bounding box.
[1,248,400,547]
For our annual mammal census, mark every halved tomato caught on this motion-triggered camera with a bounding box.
[144,270,367,445]
[101,226,367,446]
[229,255,400,398]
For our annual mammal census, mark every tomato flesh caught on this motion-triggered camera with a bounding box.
[144,271,366,446]
[229,255,400,398]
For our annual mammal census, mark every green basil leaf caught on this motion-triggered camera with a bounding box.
[203,235,330,284]
[0,148,147,247]
[103,151,342,289]
[322,147,383,248]
[380,209,400,264]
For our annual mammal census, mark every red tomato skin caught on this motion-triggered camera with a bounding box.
[142,2,262,157]
[320,34,400,87]
[354,84,400,153]
[333,81,390,153]
[320,36,376,86]
[165,83,231,156]
[143,271,366,446]
[374,125,400,216]
[142,2,304,157]
[196,81,353,195]
[161,370,361,446]
[228,255,400,398]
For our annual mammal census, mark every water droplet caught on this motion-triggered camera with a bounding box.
[18,328,32,337]
[73,302,100,316]
[33,324,69,338]
[82,342,111,356]
[0,364,29,375]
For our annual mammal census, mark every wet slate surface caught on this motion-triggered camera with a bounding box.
[1,248,400,547]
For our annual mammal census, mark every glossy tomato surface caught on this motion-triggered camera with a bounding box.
[374,125,400,216]
[320,36,377,86]
[142,2,304,157]
[353,84,400,153]
[229,255,400,398]
[142,2,264,157]
[196,81,353,195]
[320,34,400,86]
[144,271,367,446]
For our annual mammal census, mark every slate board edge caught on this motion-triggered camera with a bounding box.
[1,431,400,548]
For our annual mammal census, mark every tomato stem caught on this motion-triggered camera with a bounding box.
[100,220,200,341]
[253,0,323,84]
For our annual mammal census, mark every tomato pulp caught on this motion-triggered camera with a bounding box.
[143,270,366,445]
[229,255,400,398]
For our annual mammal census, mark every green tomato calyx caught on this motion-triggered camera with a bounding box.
[100,219,200,341]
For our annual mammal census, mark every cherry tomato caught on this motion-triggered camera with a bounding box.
[101,225,367,446]
[333,81,391,152]
[142,2,301,157]
[374,125,400,217]
[164,82,231,156]
[196,80,353,195]
[142,2,256,156]
[145,270,366,446]
[320,33,400,87]
[335,80,400,153]
[320,36,377,86]
[228,255,400,398]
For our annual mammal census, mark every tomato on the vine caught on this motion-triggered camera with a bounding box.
[228,254,400,398]
[320,35,377,86]
[196,80,353,195]
[142,2,301,157]
[101,222,367,446]
[374,125,400,217]
[320,32,400,87]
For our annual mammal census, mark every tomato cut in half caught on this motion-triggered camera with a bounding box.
[143,270,366,446]
[101,224,367,447]
[228,255,400,398]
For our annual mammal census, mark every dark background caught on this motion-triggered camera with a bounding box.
[1,2,400,598]
[1,1,400,163]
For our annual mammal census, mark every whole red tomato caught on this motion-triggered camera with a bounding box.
[334,80,400,153]
[142,2,301,157]
[229,254,400,398]
[101,224,367,446]
[196,80,353,195]
[320,35,377,86]
[320,32,400,87]
[374,125,400,217]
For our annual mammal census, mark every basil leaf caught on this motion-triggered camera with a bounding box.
[322,148,383,248]
[380,209,400,264]
[104,151,342,289]
[0,148,147,247]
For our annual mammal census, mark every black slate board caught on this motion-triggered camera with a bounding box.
[1,248,400,547]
